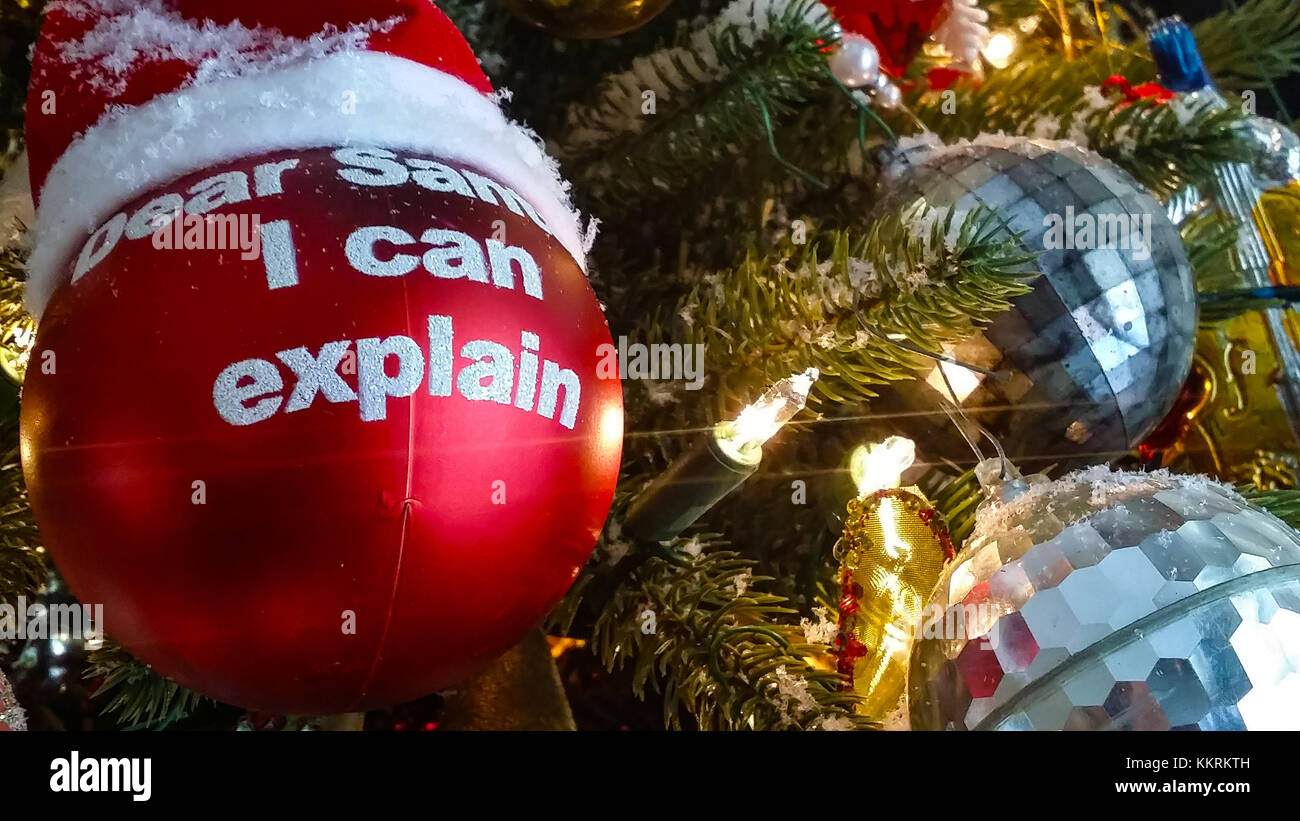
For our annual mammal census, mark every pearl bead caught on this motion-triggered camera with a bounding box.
[828,33,881,88]
[872,75,903,109]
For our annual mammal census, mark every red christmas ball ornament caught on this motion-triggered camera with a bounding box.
[825,0,951,78]
[19,1,621,714]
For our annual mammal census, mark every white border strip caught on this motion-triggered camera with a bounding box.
[27,50,586,317]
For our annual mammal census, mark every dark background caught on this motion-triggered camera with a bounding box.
[1147,0,1300,120]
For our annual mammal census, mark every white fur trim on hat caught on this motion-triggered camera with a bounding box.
[26,50,587,317]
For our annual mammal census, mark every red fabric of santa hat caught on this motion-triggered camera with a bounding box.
[23,0,586,317]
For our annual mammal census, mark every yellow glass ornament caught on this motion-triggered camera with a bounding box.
[835,488,952,722]
[499,0,674,39]
[1256,181,1300,285]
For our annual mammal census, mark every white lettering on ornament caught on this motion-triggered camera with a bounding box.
[343,225,543,300]
[212,319,582,430]
[67,150,553,286]
[332,147,554,238]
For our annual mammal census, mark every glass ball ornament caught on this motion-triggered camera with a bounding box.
[499,0,674,39]
[909,465,1300,730]
[866,134,1197,471]
[828,33,881,88]
[870,74,903,108]
[1238,115,1300,188]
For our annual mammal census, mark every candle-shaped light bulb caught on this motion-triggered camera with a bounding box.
[850,435,916,497]
[715,368,819,463]
[622,369,818,543]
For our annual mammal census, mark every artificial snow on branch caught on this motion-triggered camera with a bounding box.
[555,0,840,208]
[589,540,868,730]
[672,205,1038,412]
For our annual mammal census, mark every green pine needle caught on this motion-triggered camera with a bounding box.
[671,205,1039,413]
[85,638,206,730]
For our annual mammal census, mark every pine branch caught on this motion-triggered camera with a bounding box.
[1181,207,1240,285]
[1200,286,1300,324]
[1239,487,1300,528]
[0,0,41,141]
[589,538,869,730]
[1192,0,1300,92]
[669,205,1038,413]
[1088,102,1252,200]
[930,468,983,548]
[0,419,43,607]
[85,638,206,730]
[911,55,1254,200]
[554,0,840,211]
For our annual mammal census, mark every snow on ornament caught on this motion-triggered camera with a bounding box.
[19,0,622,714]
[910,462,1300,730]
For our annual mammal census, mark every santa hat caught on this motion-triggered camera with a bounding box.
[22,0,586,317]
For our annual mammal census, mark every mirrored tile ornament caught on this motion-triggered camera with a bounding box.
[866,135,1197,471]
[909,464,1300,730]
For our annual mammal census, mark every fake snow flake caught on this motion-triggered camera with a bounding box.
[732,570,752,597]
[800,606,837,644]
[678,534,705,557]
[767,665,820,727]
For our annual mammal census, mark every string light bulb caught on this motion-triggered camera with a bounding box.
[850,435,917,497]
[982,30,1017,69]
[623,368,819,542]
[715,368,819,464]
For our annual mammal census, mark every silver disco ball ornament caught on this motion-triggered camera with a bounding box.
[868,135,1197,469]
[909,465,1300,730]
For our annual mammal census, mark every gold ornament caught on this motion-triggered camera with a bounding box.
[1176,318,1300,478]
[499,0,674,39]
[834,441,954,722]
[1233,449,1300,490]
[0,265,33,417]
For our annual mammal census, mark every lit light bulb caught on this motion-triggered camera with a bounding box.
[850,435,916,497]
[715,368,819,463]
[982,30,1017,69]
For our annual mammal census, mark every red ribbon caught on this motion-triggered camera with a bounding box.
[1102,74,1175,106]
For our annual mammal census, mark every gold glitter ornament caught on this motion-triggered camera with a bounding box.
[834,488,953,722]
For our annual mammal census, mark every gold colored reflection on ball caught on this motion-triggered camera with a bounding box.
[500,0,675,39]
